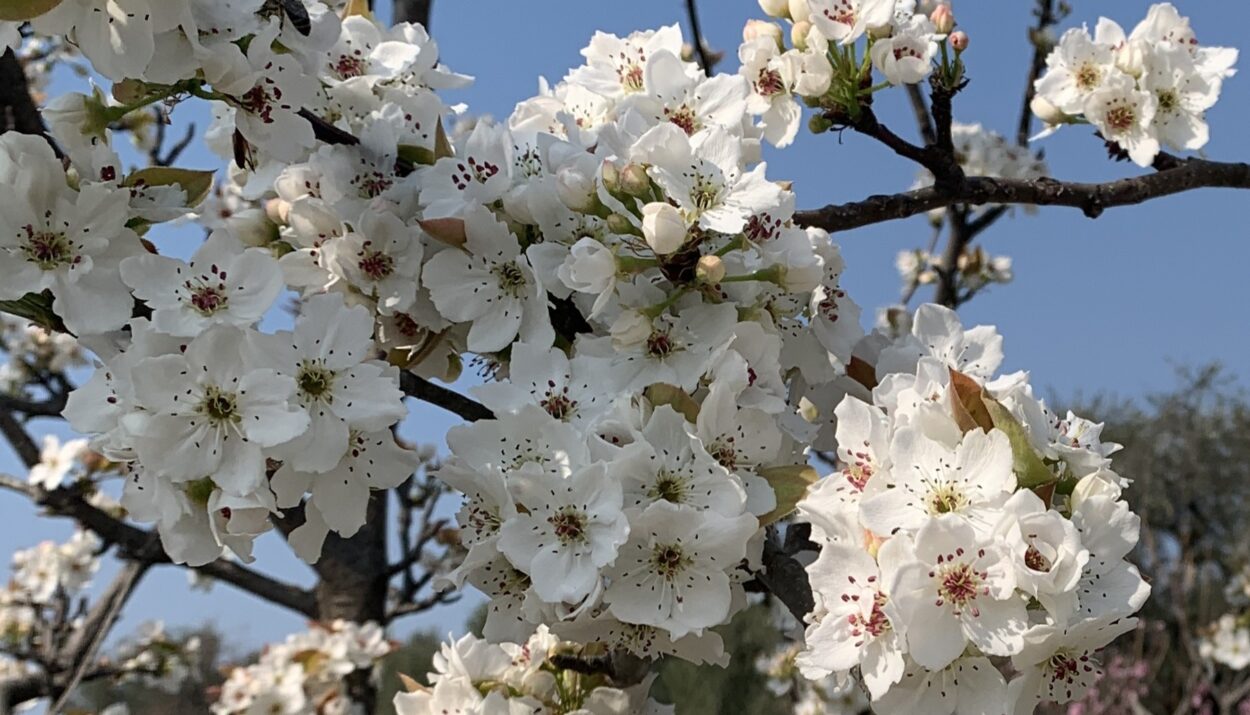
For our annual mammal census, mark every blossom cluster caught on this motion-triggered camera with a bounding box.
[425,21,873,663]
[756,641,868,714]
[394,627,670,715]
[0,316,86,395]
[0,529,100,644]
[112,621,202,693]
[1199,614,1250,670]
[213,619,393,715]
[894,245,1012,301]
[1032,3,1238,166]
[795,304,1150,713]
[0,1,1181,712]
[750,0,953,144]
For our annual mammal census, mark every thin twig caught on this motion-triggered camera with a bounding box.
[1017,0,1059,147]
[683,0,715,74]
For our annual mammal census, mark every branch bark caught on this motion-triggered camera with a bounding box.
[392,0,433,28]
[794,158,1250,233]
[399,371,493,422]
[0,472,318,618]
[0,50,50,142]
[683,0,715,74]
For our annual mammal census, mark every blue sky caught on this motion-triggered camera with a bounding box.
[0,0,1247,658]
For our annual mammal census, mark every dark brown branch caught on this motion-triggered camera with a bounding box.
[756,536,815,624]
[0,673,50,713]
[904,85,936,146]
[0,391,68,418]
[1017,0,1059,147]
[393,0,433,29]
[683,0,715,74]
[0,409,40,467]
[933,205,968,307]
[794,159,1250,233]
[399,371,493,422]
[0,50,51,144]
[0,473,318,618]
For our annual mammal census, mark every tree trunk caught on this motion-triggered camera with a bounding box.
[311,494,390,712]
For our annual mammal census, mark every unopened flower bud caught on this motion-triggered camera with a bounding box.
[788,0,811,23]
[620,163,652,197]
[606,213,638,236]
[757,0,789,19]
[555,165,597,212]
[264,198,290,225]
[808,113,833,134]
[1115,39,1147,78]
[790,20,812,50]
[949,31,969,52]
[743,19,784,50]
[930,3,955,34]
[695,255,726,284]
[641,202,687,256]
[225,208,278,248]
[600,160,621,193]
[1029,95,1069,125]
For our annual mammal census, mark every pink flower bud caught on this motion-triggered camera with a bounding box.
[950,31,969,52]
[743,19,784,50]
[930,3,955,34]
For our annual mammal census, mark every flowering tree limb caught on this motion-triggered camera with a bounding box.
[794,157,1250,233]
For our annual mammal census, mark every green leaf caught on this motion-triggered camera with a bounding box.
[397,144,436,167]
[0,0,64,21]
[0,291,66,333]
[984,399,1056,489]
[643,383,700,424]
[757,464,818,526]
[124,167,216,207]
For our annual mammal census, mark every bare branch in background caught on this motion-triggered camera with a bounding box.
[48,561,150,713]
[683,0,715,74]
[147,109,197,167]
[1017,0,1061,146]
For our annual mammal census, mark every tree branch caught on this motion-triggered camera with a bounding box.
[904,85,936,146]
[794,159,1250,233]
[0,472,318,618]
[48,561,150,713]
[755,536,815,624]
[683,0,715,74]
[1017,0,1059,147]
[399,371,493,422]
[392,0,433,29]
[0,50,51,144]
